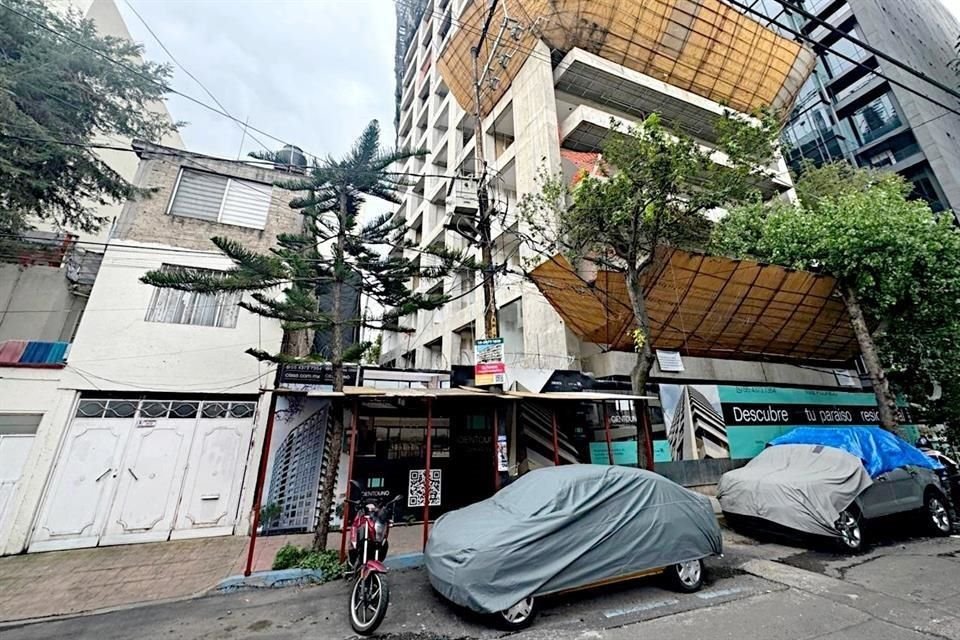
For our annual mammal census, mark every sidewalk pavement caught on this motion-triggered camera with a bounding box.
[0,524,427,624]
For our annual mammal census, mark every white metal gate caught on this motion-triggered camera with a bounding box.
[29,397,257,552]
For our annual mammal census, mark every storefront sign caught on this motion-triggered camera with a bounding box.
[277,363,359,388]
[475,338,506,386]
[658,384,916,462]
[588,441,639,465]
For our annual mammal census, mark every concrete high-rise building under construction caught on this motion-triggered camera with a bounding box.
[380,0,813,384]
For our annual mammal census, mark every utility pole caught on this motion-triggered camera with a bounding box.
[471,0,501,342]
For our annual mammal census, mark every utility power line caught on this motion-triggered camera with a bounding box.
[765,0,960,106]
[725,0,960,121]
[0,1,314,159]
[120,0,273,155]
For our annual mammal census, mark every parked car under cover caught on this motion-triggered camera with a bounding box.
[717,427,949,551]
[425,464,722,629]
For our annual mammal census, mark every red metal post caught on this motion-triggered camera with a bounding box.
[339,399,360,563]
[493,409,501,491]
[551,407,560,466]
[602,402,614,466]
[244,392,279,577]
[423,398,433,550]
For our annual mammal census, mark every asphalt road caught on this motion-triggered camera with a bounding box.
[4,529,960,640]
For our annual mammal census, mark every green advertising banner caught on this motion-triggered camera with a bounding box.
[659,384,916,461]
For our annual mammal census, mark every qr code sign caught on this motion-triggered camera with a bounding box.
[407,469,441,507]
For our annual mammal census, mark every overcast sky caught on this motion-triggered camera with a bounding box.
[116,0,960,162]
[117,0,397,162]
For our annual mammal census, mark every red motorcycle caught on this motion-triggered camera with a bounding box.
[345,480,402,635]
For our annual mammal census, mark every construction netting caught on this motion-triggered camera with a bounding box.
[437,0,815,119]
[528,247,859,364]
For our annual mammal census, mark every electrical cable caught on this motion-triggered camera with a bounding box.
[724,0,960,120]
[120,0,274,156]
[766,0,960,106]
[0,1,316,160]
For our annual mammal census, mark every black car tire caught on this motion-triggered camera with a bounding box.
[496,596,538,630]
[666,559,705,593]
[924,490,952,536]
[835,507,865,553]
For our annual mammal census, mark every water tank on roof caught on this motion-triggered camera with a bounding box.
[274,144,307,171]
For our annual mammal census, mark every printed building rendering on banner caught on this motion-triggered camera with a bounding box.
[659,384,916,461]
[261,396,331,533]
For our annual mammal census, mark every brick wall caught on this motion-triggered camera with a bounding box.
[113,144,303,253]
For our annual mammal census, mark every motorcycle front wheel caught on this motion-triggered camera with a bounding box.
[349,572,390,635]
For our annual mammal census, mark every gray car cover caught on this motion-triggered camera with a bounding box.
[425,465,722,614]
[717,444,873,537]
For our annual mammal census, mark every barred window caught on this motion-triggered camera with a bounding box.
[145,265,241,328]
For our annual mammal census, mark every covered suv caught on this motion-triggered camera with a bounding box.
[718,427,950,551]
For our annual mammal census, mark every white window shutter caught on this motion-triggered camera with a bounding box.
[169,170,228,221]
[219,179,272,229]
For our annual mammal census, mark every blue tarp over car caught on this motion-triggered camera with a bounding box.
[769,426,942,478]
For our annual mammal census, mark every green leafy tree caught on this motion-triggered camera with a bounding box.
[364,333,383,365]
[143,120,464,550]
[0,0,177,234]
[712,163,960,431]
[519,112,779,466]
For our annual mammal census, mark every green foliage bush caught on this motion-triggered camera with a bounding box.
[271,543,342,580]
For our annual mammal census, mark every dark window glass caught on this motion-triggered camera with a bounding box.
[170,402,199,419]
[202,402,229,419]
[104,401,137,419]
[229,403,256,419]
[76,400,107,418]
[850,94,901,144]
[140,401,169,418]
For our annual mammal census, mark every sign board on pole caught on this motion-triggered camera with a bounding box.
[475,337,506,386]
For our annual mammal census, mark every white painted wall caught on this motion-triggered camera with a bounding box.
[0,239,285,554]
[0,378,78,555]
[61,240,283,394]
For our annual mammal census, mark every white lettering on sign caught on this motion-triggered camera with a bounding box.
[818,409,852,423]
[732,406,790,423]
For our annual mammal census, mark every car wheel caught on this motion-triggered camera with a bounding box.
[666,559,704,593]
[497,596,538,630]
[835,508,864,552]
[925,491,952,536]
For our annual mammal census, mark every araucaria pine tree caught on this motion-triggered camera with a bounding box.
[143,120,463,550]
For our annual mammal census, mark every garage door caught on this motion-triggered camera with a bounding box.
[29,397,257,552]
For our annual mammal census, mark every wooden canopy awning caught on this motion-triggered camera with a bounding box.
[528,248,859,364]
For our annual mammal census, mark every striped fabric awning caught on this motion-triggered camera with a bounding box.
[0,340,70,367]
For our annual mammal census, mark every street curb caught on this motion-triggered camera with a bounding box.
[386,551,425,570]
[215,568,327,592]
[213,552,425,593]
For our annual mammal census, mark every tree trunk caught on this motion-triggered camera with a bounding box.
[624,267,654,470]
[280,327,312,358]
[311,193,348,552]
[842,284,899,430]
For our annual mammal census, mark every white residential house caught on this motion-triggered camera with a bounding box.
[0,0,187,554]
[0,142,302,555]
